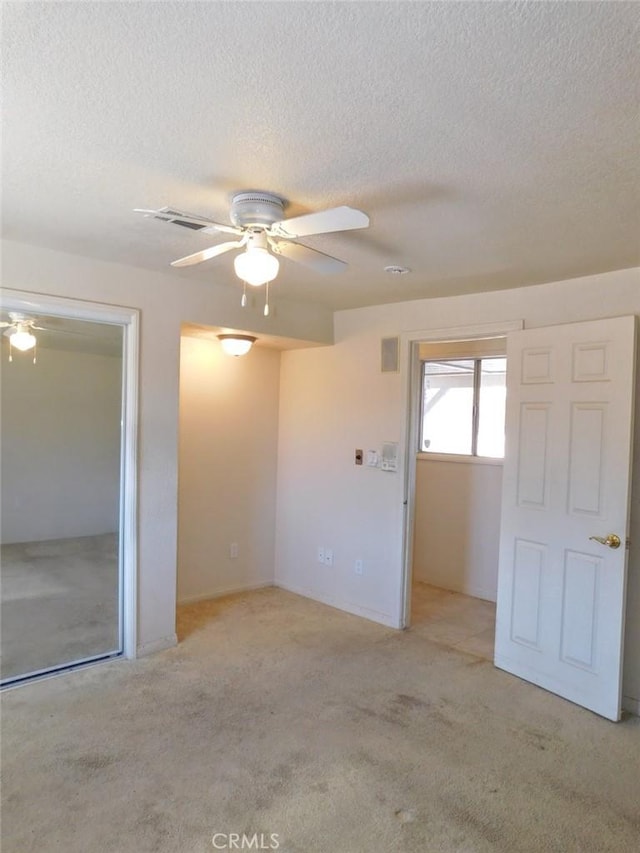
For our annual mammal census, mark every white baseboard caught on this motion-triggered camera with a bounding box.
[622,694,640,716]
[463,584,497,604]
[177,581,273,606]
[275,580,397,628]
[136,633,177,658]
[413,577,496,604]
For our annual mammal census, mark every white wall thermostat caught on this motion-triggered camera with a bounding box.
[381,442,399,472]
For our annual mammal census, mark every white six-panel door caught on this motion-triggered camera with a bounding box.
[494,316,636,720]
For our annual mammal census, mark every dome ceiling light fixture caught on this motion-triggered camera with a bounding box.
[135,191,370,317]
[217,334,257,357]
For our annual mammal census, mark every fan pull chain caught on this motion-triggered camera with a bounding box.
[264,281,270,317]
[7,341,37,364]
[241,281,247,308]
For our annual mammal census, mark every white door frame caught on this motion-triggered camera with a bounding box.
[398,319,523,629]
[0,287,139,660]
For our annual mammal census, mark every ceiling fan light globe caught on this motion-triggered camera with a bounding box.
[234,247,279,287]
[9,329,37,351]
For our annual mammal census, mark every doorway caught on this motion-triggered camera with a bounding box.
[401,316,636,721]
[0,289,138,686]
[406,335,508,657]
[400,321,523,641]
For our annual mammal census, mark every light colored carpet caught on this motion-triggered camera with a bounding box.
[2,587,639,852]
[1,534,119,680]
[411,581,496,660]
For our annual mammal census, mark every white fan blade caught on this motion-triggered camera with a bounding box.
[0,321,12,328]
[270,240,347,274]
[269,206,369,239]
[171,239,245,268]
[32,326,93,336]
[134,207,241,236]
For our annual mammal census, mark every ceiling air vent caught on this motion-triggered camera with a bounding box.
[171,220,205,230]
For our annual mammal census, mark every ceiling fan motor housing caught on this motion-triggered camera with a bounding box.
[230,192,285,229]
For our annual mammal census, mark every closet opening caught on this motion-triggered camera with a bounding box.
[404,334,508,660]
[0,290,138,688]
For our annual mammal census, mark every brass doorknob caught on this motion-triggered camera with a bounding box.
[589,533,621,549]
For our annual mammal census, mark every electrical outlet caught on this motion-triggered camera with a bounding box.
[317,547,325,564]
[324,549,334,567]
[355,558,363,575]
[230,542,239,559]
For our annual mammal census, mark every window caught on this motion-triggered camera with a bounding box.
[420,356,506,458]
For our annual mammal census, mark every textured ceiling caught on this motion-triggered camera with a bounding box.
[2,1,639,311]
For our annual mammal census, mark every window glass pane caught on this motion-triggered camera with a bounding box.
[477,357,506,457]
[421,360,474,454]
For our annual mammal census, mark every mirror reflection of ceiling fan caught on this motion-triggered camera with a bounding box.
[1,313,42,357]
[135,191,370,314]
[0,313,91,362]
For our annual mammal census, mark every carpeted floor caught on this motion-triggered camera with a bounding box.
[411,581,495,660]
[2,587,639,852]
[0,534,119,681]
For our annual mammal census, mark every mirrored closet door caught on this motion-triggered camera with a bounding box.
[1,310,125,684]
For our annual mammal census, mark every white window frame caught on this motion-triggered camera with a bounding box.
[418,343,507,461]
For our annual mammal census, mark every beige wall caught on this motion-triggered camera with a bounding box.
[413,458,502,602]
[275,336,406,627]
[178,336,280,603]
[1,345,122,544]
[3,238,639,713]
[274,268,640,710]
[1,238,332,656]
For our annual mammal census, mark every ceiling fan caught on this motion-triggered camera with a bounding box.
[0,313,45,356]
[0,312,90,361]
[135,191,369,313]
